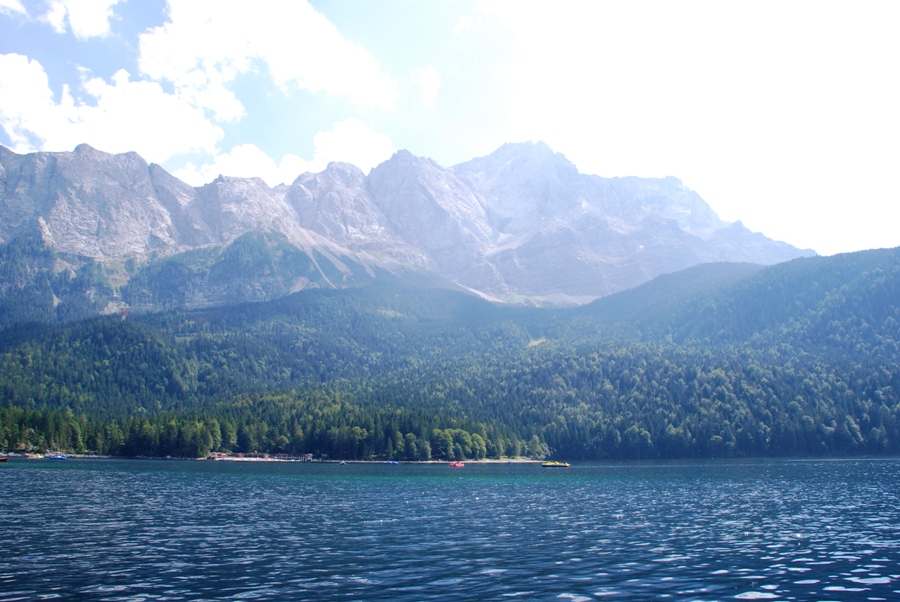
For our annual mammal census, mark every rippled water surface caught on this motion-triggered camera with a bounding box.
[2,459,900,600]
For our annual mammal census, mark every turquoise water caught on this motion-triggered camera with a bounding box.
[1,458,899,600]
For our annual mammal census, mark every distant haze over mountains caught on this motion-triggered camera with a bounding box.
[0,141,813,309]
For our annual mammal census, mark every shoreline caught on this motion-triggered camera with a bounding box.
[212,457,542,464]
[1,452,542,464]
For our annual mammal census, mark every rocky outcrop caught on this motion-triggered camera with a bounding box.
[0,144,180,258]
[193,175,297,244]
[284,162,397,253]
[367,151,495,275]
[147,163,215,248]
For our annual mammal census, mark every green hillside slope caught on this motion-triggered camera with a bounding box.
[2,248,899,460]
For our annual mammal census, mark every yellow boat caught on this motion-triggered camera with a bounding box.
[541,461,570,468]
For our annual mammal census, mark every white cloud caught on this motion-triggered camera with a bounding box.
[453,15,473,35]
[0,2,397,183]
[174,143,304,187]
[40,0,123,39]
[174,119,394,187]
[0,53,222,162]
[138,0,398,122]
[0,0,26,16]
[311,118,394,173]
[410,65,441,107]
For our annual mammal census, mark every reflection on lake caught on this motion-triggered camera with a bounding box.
[1,458,899,600]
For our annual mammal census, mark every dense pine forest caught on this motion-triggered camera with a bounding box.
[1,246,899,460]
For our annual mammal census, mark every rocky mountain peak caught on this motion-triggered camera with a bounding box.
[479,140,575,167]
[73,142,101,155]
[193,174,298,244]
[367,148,494,275]
[0,144,177,258]
[453,141,583,235]
[285,161,392,249]
[291,161,366,191]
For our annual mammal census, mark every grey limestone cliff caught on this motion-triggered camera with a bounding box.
[0,144,179,258]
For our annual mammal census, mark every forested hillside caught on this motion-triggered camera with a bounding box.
[2,248,899,460]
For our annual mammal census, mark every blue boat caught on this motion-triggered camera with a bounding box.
[48,454,68,460]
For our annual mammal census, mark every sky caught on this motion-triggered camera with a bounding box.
[0,1,898,256]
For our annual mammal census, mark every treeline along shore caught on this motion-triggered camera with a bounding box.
[0,397,546,461]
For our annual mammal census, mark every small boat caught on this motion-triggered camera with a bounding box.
[339,460,347,465]
[385,460,399,465]
[449,461,465,468]
[0,457,8,463]
[48,454,68,460]
[541,461,570,468]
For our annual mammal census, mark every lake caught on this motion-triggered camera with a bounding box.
[1,458,899,600]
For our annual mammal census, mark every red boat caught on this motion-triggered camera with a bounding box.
[449,461,464,468]
[0,457,8,462]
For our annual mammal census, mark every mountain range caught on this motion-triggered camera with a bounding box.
[0,141,813,319]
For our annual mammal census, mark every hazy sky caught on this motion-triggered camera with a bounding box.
[0,0,897,256]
